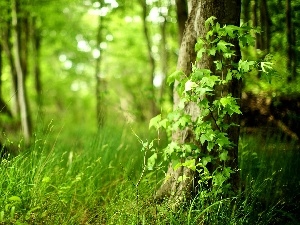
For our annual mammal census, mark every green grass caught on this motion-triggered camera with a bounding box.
[0,124,299,224]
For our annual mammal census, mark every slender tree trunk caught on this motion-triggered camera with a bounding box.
[95,13,106,128]
[260,0,271,51]
[252,0,262,50]
[159,15,168,103]
[242,0,251,23]
[286,0,296,81]
[11,0,32,145]
[175,0,188,44]
[157,0,242,203]
[140,0,158,117]
[31,16,43,108]
[0,43,12,117]
[20,11,29,80]
[2,18,20,117]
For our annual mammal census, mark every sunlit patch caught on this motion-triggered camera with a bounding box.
[59,54,67,62]
[64,60,73,70]
[106,34,114,41]
[153,73,164,87]
[77,40,91,52]
[92,49,101,59]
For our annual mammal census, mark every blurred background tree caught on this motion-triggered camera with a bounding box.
[0,0,299,148]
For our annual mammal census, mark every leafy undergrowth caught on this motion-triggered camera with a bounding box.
[0,125,299,224]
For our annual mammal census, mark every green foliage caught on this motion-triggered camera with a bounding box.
[149,17,275,195]
[1,128,299,224]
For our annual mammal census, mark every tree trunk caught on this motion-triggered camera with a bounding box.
[31,16,43,108]
[11,0,32,145]
[2,17,20,117]
[175,0,188,44]
[140,0,158,118]
[156,0,241,204]
[252,0,262,50]
[286,0,296,81]
[159,14,168,104]
[241,0,251,23]
[95,12,106,128]
[260,0,271,51]
[0,43,12,117]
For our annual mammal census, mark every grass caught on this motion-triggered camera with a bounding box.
[0,123,299,224]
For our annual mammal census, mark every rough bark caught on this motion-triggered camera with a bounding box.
[156,0,242,203]
[175,0,188,44]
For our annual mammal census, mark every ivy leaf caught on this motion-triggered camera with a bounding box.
[224,25,239,38]
[195,38,205,51]
[208,47,217,56]
[239,33,255,47]
[182,159,196,171]
[214,60,223,70]
[216,133,231,148]
[197,48,206,60]
[238,60,255,73]
[217,40,234,52]
[167,70,184,85]
[201,156,212,166]
[207,141,215,151]
[260,61,273,73]
[177,175,189,183]
[226,70,232,81]
[159,118,168,129]
[147,153,157,170]
[185,80,198,92]
[201,75,220,87]
[174,161,182,171]
[219,150,228,161]
[205,16,217,28]
[149,114,161,130]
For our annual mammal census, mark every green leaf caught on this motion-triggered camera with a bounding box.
[174,162,182,171]
[197,48,206,60]
[205,16,217,28]
[219,150,228,161]
[177,175,189,183]
[149,114,161,130]
[224,25,239,38]
[214,60,223,70]
[201,75,220,87]
[260,61,273,73]
[167,70,184,85]
[201,156,212,166]
[182,159,196,171]
[147,153,157,170]
[8,196,21,203]
[238,60,255,73]
[207,141,215,151]
[195,38,205,51]
[226,70,232,81]
[208,47,217,56]
[159,118,168,129]
[185,80,198,92]
[217,40,234,52]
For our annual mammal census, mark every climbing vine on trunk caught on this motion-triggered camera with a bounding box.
[149,17,274,200]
